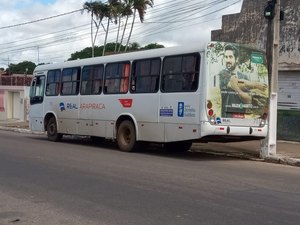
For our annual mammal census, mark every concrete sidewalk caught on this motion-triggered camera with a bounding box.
[192,141,300,167]
[0,119,299,167]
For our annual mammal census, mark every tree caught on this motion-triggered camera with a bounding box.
[7,61,36,74]
[141,43,164,50]
[84,1,128,57]
[68,43,122,60]
[109,0,125,53]
[125,0,154,52]
[102,2,113,56]
[68,42,165,60]
[129,42,140,50]
[117,0,133,52]
[83,1,109,57]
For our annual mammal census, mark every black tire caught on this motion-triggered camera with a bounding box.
[47,117,62,142]
[164,141,192,153]
[117,120,138,152]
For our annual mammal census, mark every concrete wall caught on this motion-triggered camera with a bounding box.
[211,0,300,141]
[0,86,30,121]
[211,0,300,71]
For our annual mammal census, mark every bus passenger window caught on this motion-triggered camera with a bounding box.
[161,53,200,92]
[46,70,61,96]
[81,65,104,95]
[93,65,104,94]
[61,67,80,95]
[130,58,160,93]
[120,64,130,93]
[81,66,92,95]
[104,62,130,94]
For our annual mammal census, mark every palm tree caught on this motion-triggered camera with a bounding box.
[102,1,115,56]
[124,0,154,52]
[112,0,125,53]
[117,0,133,52]
[83,1,108,57]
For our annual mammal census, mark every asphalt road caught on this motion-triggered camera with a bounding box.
[0,130,299,225]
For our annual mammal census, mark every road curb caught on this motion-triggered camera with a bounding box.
[191,148,300,167]
[265,156,300,167]
[1,126,300,167]
[0,126,45,135]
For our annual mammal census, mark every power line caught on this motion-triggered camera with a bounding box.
[0,9,82,30]
[0,0,242,65]
[0,23,90,47]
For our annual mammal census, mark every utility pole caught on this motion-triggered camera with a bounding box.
[261,0,281,158]
[7,56,9,74]
[37,46,40,65]
[8,56,13,85]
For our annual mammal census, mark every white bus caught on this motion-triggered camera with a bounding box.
[29,41,269,152]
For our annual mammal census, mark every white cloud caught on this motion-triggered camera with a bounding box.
[0,0,242,69]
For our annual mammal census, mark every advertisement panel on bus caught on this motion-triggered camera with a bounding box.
[206,42,269,125]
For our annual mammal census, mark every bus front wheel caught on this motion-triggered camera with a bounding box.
[117,120,137,152]
[47,117,62,142]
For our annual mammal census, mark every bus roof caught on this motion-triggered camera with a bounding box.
[34,42,208,72]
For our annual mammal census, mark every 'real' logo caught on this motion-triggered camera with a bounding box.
[59,102,78,111]
[59,102,66,111]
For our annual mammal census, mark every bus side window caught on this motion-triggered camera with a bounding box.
[131,58,160,93]
[46,69,61,96]
[162,56,183,92]
[120,63,130,93]
[61,67,81,95]
[93,65,104,94]
[104,62,130,94]
[81,66,92,95]
[30,75,45,105]
[161,53,200,92]
[182,55,200,91]
[81,65,104,95]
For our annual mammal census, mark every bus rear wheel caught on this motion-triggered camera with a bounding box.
[164,141,192,153]
[47,117,62,142]
[117,120,138,152]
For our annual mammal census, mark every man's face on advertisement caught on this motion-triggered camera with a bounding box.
[224,50,237,71]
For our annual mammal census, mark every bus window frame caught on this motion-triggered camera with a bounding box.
[61,67,81,96]
[45,69,61,96]
[80,64,104,95]
[161,53,200,93]
[104,61,131,95]
[30,75,46,105]
[130,57,161,94]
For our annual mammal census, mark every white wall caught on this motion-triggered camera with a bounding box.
[0,86,27,121]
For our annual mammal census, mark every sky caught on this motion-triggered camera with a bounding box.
[0,0,243,70]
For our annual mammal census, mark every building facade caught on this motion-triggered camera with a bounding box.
[0,74,32,121]
[211,0,300,110]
